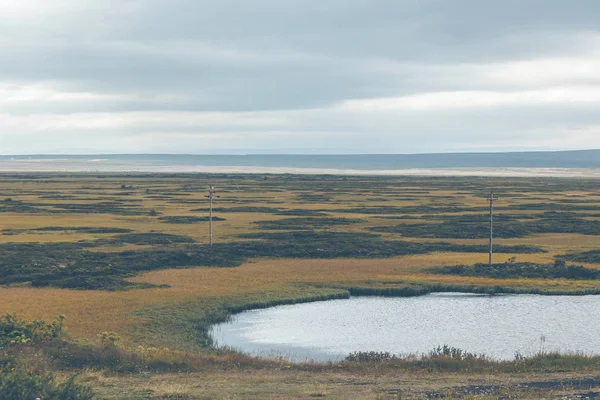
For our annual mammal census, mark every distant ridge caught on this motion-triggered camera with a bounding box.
[1,150,600,170]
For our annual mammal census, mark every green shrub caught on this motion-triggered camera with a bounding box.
[0,313,64,348]
[345,351,396,362]
[0,363,93,400]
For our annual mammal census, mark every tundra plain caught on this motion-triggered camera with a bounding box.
[3,173,600,399]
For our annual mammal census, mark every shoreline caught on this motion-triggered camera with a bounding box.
[3,160,600,177]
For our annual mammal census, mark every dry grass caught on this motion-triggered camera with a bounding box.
[2,174,600,346]
[76,368,600,399]
[0,253,596,344]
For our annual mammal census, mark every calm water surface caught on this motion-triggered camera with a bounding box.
[210,293,600,361]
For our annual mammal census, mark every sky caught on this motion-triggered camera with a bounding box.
[1,0,600,154]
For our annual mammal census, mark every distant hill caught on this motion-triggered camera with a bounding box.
[1,150,600,170]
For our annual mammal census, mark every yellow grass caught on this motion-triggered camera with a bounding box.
[0,252,593,343]
[2,174,600,347]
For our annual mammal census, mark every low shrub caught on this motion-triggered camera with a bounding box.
[562,250,600,264]
[430,262,600,280]
[345,351,396,362]
[0,363,93,400]
[0,313,65,348]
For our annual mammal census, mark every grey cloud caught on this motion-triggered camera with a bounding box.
[1,0,600,153]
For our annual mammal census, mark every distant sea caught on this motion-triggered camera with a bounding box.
[1,151,600,177]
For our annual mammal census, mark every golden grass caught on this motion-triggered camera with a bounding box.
[2,174,600,347]
[0,252,593,343]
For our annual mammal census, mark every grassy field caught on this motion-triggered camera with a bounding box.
[3,172,600,398]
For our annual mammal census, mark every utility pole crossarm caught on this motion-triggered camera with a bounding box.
[486,189,499,266]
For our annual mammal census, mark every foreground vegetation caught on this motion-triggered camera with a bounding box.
[3,173,600,397]
[6,313,600,399]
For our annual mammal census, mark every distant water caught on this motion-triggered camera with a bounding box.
[2,152,600,176]
[211,294,600,362]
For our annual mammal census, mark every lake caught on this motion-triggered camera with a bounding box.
[210,293,600,361]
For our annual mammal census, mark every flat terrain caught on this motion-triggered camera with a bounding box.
[3,173,600,398]
[79,369,600,399]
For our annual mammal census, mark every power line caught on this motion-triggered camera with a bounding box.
[205,185,218,246]
[486,189,499,266]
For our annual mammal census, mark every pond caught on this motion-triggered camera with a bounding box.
[210,293,600,361]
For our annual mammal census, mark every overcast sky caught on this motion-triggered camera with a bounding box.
[1,0,599,154]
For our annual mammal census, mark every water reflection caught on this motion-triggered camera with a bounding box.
[211,294,600,361]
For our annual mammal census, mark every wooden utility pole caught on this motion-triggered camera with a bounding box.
[206,185,217,246]
[486,189,498,266]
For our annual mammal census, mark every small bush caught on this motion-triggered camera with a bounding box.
[428,345,481,360]
[345,351,396,362]
[0,363,93,400]
[0,313,64,348]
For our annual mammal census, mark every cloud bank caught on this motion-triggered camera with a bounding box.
[1,0,599,154]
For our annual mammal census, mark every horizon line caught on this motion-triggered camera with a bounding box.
[2,148,600,157]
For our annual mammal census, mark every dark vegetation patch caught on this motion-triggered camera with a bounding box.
[555,198,600,204]
[499,203,600,212]
[275,209,329,216]
[1,226,132,236]
[562,250,600,264]
[255,217,364,230]
[372,221,530,239]
[373,215,422,220]
[32,226,133,234]
[46,202,148,215]
[108,232,195,245]
[336,205,487,215]
[145,195,177,199]
[39,276,169,291]
[38,194,80,199]
[430,261,600,280]
[373,212,600,239]
[296,193,332,203]
[0,199,149,215]
[0,199,44,213]
[419,213,537,222]
[191,206,281,213]
[214,198,284,204]
[236,231,383,241]
[0,232,544,290]
[159,216,226,224]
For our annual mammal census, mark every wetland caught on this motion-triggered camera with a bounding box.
[4,172,600,398]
